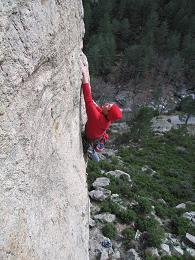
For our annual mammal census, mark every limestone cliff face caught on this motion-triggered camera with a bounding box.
[0,1,89,259]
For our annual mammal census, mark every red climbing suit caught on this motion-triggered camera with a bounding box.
[82,83,110,141]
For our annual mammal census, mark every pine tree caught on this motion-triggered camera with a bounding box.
[118,0,128,19]
[155,20,169,53]
[83,1,92,43]
[87,33,116,76]
[98,13,112,35]
[168,54,184,80]
[179,96,195,124]
[117,18,130,50]
[83,0,194,80]
[143,45,155,71]
[124,44,144,69]
[167,33,180,55]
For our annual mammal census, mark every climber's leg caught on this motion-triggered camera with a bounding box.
[82,133,90,154]
[82,133,100,162]
[87,147,100,162]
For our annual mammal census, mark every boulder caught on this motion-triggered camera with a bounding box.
[94,213,116,223]
[100,249,109,260]
[110,122,130,133]
[151,116,173,133]
[160,244,171,256]
[168,236,181,246]
[102,149,117,157]
[90,202,101,215]
[186,233,195,247]
[112,249,121,259]
[176,203,186,209]
[129,240,140,251]
[145,247,160,258]
[89,228,113,260]
[183,212,195,223]
[135,230,142,240]
[125,249,141,260]
[105,170,132,184]
[171,245,184,256]
[151,211,163,225]
[141,165,156,175]
[111,194,121,203]
[92,177,110,189]
[157,198,167,205]
[89,188,111,201]
[185,247,195,257]
[176,146,187,153]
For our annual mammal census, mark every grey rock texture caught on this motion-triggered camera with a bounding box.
[160,243,171,256]
[171,245,184,256]
[89,228,113,260]
[105,170,132,184]
[186,233,195,247]
[125,249,142,260]
[89,188,111,201]
[93,213,116,223]
[92,177,110,188]
[0,1,89,260]
[145,247,160,258]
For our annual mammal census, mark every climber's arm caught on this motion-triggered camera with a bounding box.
[81,64,100,119]
[82,83,99,119]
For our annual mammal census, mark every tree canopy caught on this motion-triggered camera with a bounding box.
[83,0,195,82]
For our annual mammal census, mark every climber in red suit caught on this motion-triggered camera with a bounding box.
[81,64,122,161]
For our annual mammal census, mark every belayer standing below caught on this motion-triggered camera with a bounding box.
[81,64,122,162]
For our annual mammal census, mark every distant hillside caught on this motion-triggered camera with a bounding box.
[83,0,195,85]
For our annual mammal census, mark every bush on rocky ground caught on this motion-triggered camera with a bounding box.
[87,108,195,257]
[137,218,165,247]
[135,197,152,215]
[122,228,136,250]
[119,209,137,224]
[102,223,117,239]
[171,216,193,237]
[108,176,134,199]
[122,228,135,240]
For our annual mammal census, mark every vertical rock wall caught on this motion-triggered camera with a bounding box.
[0,1,89,259]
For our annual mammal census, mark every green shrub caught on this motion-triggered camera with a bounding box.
[99,160,115,171]
[87,171,100,190]
[155,204,169,218]
[130,107,157,141]
[87,160,100,173]
[100,201,112,213]
[190,225,195,236]
[122,228,135,240]
[119,209,137,224]
[117,127,195,206]
[100,200,121,216]
[137,218,165,247]
[136,197,152,215]
[108,175,134,199]
[102,223,117,239]
[114,132,131,145]
[110,156,119,166]
[122,228,136,250]
[186,203,195,212]
[146,225,165,247]
[100,201,137,225]
[171,216,190,236]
